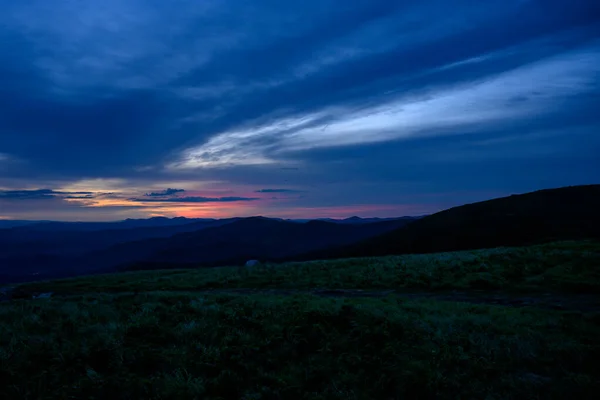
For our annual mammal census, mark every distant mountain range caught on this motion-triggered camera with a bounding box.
[1,184,599,285]
[286,216,420,224]
[94,217,413,273]
[0,216,416,283]
[0,216,229,232]
[0,215,413,231]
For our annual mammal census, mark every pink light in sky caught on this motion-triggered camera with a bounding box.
[172,202,437,219]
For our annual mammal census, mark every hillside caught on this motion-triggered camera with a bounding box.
[16,240,600,295]
[3,241,600,399]
[0,216,412,284]
[4,185,599,284]
[85,217,410,272]
[303,185,600,260]
[1,216,216,232]
[0,218,241,283]
[0,218,240,257]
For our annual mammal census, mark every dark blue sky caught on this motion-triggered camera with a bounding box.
[1,0,599,220]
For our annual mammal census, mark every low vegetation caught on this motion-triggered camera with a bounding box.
[2,292,600,399]
[17,240,600,295]
[1,240,599,399]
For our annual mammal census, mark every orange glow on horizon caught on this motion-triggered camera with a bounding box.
[2,182,452,221]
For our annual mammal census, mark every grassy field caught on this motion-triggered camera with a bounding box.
[16,240,600,295]
[2,240,600,399]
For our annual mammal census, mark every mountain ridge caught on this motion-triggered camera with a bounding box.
[0,216,414,283]
[296,184,600,261]
[2,185,599,284]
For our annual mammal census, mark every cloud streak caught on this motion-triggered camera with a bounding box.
[130,196,260,203]
[0,189,94,201]
[171,44,600,169]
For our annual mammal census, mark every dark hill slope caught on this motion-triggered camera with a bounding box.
[1,216,216,232]
[0,218,239,258]
[300,185,600,260]
[84,217,410,272]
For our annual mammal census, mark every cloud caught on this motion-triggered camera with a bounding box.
[144,188,186,197]
[171,44,600,169]
[0,189,57,200]
[63,195,96,199]
[255,189,304,193]
[130,196,260,203]
[3,0,598,178]
[0,189,94,200]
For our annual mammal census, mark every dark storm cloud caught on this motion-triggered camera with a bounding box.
[1,0,599,219]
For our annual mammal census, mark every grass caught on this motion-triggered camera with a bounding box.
[16,240,600,295]
[1,240,600,399]
[2,292,599,399]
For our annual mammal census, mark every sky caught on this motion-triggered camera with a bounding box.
[0,0,599,221]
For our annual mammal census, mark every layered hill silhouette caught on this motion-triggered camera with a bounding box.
[0,216,413,283]
[86,217,412,272]
[0,218,241,259]
[1,184,599,284]
[299,185,600,260]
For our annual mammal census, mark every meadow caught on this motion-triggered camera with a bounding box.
[1,240,599,399]
[16,240,600,295]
